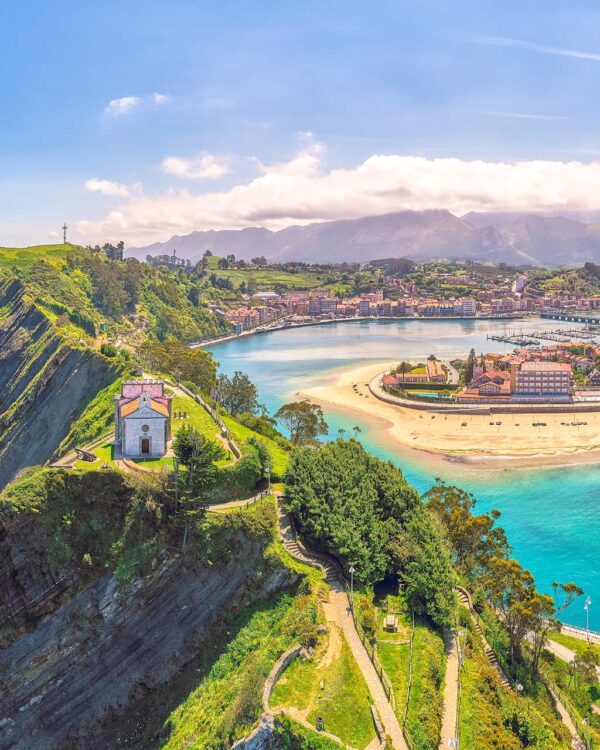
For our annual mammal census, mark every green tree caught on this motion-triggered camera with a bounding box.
[464,348,476,383]
[284,440,419,582]
[217,371,261,416]
[173,425,225,546]
[390,506,456,627]
[140,339,217,391]
[396,361,412,386]
[275,401,328,445]
[425,481,509,575]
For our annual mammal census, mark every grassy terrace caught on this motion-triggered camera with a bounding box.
[271,626,376,748]
[375,594,445,750]
[458,608,572,750]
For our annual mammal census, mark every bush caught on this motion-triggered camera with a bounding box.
[100,343,118,357]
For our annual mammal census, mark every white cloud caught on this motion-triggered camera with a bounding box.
[161,152,231,181]
[84,178,142,198]
[472,35,600,62]
[105,96,141,117]
[105,93,170,117]
[75,142,600,245]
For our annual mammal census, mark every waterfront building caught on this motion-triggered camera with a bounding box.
[461,299,477,316]
[511,361,573,397]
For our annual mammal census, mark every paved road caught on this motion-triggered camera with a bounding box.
[546,638,600,681]
[445,362,460,385]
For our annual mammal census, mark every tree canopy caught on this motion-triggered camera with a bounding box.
[275,401,328,445]
[283,440,455,626]
[217,371,261,416]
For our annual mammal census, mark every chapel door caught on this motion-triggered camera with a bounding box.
[141,438,150,455]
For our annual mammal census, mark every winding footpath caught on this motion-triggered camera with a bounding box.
[438,630,459,750]
[276,496,408,750]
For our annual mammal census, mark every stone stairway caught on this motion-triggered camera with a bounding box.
[456,586,511,689]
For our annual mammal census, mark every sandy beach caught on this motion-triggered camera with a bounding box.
[301,361,600,467]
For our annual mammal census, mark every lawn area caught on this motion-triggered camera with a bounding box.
[73,441,117,471]
[212,266,332,290]
[271,626,376,748]
[375,595,445,750]
[172,394,222,441]
[222,414,289,478]
[550,630,600,659]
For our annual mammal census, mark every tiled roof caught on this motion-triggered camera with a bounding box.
[120,397,169,418]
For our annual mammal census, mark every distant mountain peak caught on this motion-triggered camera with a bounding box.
[128,209,600,266]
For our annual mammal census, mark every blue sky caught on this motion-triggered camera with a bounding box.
[2,0,600,246]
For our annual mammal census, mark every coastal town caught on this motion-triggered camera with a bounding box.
[213,265,600,334]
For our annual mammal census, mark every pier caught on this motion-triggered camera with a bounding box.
[541,309,600,325]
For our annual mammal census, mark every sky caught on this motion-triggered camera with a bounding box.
[2,0,600,247]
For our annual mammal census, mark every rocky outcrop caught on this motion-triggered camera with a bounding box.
[0,278,120,489]
[0,533,296,750]
[0,471,132,637]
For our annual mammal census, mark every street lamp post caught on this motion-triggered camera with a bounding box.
[584,596,592,643]
[516,683,523,700]
[349,566,355,611]
[266,461,271,494]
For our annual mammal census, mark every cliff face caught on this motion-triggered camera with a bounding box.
[0,278,120,489]
[0,522,295,750]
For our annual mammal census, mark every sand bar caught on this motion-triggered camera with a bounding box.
[301,361,600,468]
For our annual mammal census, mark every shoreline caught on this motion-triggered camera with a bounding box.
[300,361,600,468]
[196,313,529,349]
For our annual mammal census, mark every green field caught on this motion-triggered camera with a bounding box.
[0,244,74,267]
[271,627,376,748]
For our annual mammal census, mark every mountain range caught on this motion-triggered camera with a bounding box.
[128,209,600,267]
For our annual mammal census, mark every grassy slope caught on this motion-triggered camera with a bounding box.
[271,627,376,748]
[0,244,73,267]
[541,653,600,746]
[222,414,289,478]
[375,596,445,750]
[458,609,571,750]
[156,498,320,749]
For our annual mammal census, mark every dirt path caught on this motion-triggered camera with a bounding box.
[438,630,459,749]
[276,496,407,750]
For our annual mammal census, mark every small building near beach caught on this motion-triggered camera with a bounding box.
[115,380,172,457]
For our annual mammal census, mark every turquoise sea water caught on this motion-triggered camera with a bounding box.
[208,318,599,628]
